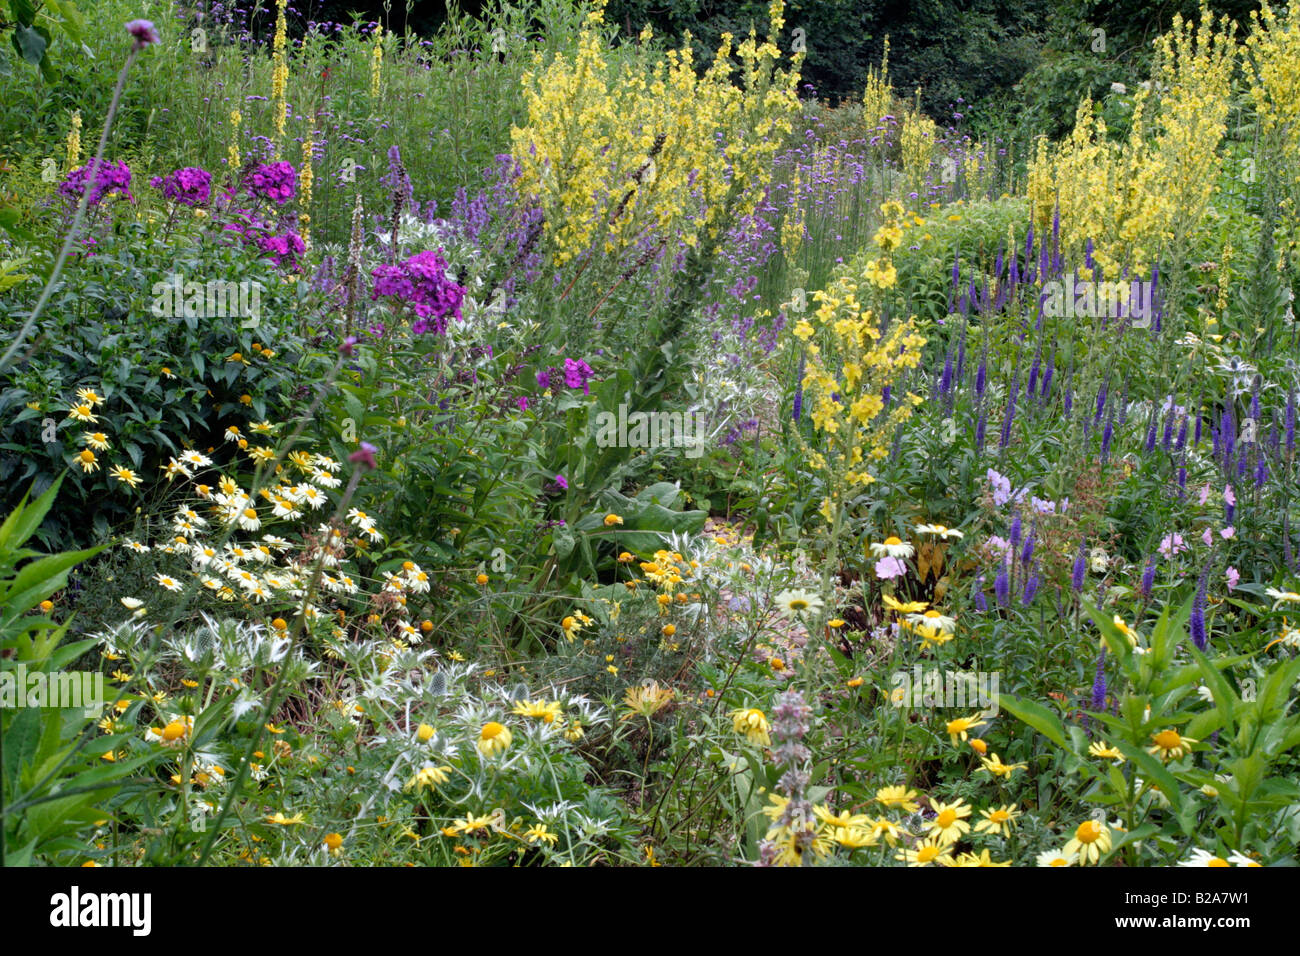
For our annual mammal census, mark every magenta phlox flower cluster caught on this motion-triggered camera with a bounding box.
[246,161,297,204]
[150,166,212,206]
[371,249,465,334]
[60,159,134,207]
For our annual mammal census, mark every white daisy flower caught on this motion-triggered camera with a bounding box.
[869,536,915,558]
[774,588,824,619]
[296,484,328,509]
[271,496,302,520]
[311,468,342,489]
[1035,849,1077,867]
[1180,848,1232,867]
[915,523,964,539]
[906,609,957,633]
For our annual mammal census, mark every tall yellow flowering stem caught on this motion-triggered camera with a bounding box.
[370,27,384,100]
[270,0,289,153]
[1026,8,1235,280]
[64,111,82,172]
[510,0,802,283]
[228,108,242,179]
[790,201,926,686]
[299,134,314,252]
[1245,1,1300,265]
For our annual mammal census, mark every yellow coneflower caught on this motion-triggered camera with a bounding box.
[620,681,674,721]
[477,721,512,756]
[1088,740,1125,762]
[974,804,1020,838]
[510,700,563,723]
[945,712,986,746]
[109,465,141,488]
[729,707,771,746]
[1063,819,1112,865]
[265,812,306,826]
[1148,728,1197,761]
[874,785,920,813]
[881,593,928,614]
[524,823,558,846]
[926,798,971,844]
[406,764,452,791]
[896,833,955,867]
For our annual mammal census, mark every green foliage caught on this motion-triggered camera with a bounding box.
[0,224,309,548]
